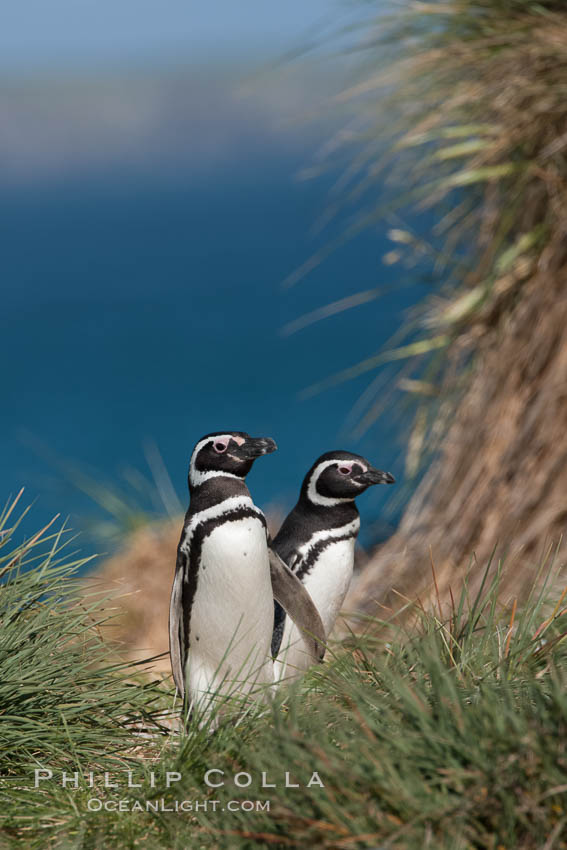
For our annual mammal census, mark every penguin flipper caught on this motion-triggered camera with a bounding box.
[268,548,326,664]
[169,548,186,699]
[271,600,287,657]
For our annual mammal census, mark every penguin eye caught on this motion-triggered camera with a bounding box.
[337,465,351,476]
[213,440,229,454]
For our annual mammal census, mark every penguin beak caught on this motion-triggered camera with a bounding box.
[358,467,395,485]
[238,437,278,460]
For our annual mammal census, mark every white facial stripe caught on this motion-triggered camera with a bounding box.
[306,459,361,507]
[189,434,241,487]
[190,468,242,487]
[180,495,264,555]
[297,518,361,559]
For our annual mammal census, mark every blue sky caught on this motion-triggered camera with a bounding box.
[1,1,342,71]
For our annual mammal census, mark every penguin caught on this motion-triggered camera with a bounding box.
[169,431,325,724]
[270,451,395,683]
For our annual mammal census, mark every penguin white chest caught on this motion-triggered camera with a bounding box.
[273,537,355,682]
[188,516,274,692]
[302,538,356,636]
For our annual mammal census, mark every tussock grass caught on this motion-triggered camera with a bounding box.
[293,0,567,473]
[0,495,170,830]
[2,500,567,848]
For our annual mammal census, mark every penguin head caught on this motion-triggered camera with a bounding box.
[302,450,395,507]
[189,431,277,488]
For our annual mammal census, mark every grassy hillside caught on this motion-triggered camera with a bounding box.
[299,0,567,632]
[2,502,567,849]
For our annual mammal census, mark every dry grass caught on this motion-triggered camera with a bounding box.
[82,519,180,673]
[299,0,567,455]
[298,0,567,621]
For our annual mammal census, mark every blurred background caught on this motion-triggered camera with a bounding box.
[1,0,422,552]
[3,0,566,661]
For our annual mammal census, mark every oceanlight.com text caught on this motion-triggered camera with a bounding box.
[86,798,271,813]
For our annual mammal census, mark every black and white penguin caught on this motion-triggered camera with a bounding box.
[271,450,395,682]
[169,431,325,723]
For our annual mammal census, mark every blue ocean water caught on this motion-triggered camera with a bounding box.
[0,148,423,555]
